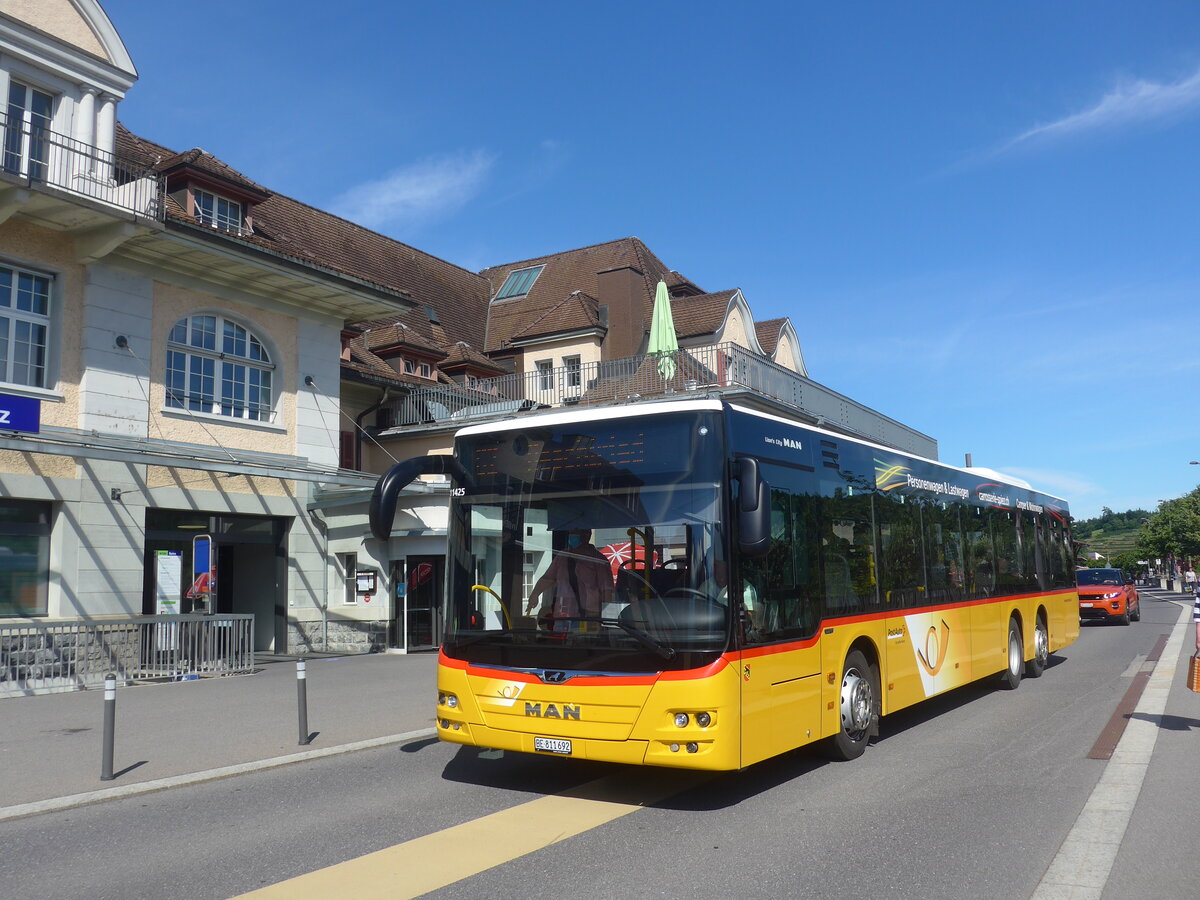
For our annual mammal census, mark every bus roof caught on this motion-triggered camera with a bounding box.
[451,397,1068,506]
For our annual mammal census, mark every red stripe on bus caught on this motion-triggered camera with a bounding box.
[440,589,1074,677]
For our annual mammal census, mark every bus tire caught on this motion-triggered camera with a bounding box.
[1025,614,1049,678]
[999,618,1022,690]
[826,649,877,761]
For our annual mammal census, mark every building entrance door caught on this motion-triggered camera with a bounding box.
[395,555,442,651]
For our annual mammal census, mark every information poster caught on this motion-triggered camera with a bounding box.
[155,550,182,650]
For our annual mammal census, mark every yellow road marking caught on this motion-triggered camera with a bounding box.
[232,768,705,899]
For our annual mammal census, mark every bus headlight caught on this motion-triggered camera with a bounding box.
[674,713,690,728]
[439,692,459,709]
[696,712,712,728]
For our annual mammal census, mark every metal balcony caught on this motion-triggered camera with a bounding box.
[0,111,163,220]
[387,342,937,457]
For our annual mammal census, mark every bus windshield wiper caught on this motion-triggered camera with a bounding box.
[600,617,676,661]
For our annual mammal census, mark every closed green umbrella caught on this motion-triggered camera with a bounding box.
[647,279,678,380]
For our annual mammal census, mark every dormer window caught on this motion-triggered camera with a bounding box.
[494,265,544,301]
[194,189,242,234]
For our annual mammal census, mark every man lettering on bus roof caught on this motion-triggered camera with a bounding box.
[526,528,612,631]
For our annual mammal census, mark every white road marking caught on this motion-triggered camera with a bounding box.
[1032,601,1189,899]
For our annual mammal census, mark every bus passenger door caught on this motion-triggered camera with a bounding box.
[739,482,823,765]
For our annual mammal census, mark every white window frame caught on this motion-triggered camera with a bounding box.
[3,80,54,180]
[419,362,432,379]
[165,313,276,422]
[193,188,243,234]
[535,359,553,391]
[563,355,581,390]
[0,262,53,389]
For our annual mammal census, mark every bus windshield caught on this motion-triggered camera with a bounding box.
[443,411,729,672]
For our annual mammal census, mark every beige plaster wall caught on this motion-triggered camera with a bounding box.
[718,305,754,350]
[774,336,798,372]
[0,448,73,478]
[366,432,453,478]
[0,219,84,429]
[518,335,603,375]
[149,282,298,456]
[144,466,294,498]
[0,0,107,59]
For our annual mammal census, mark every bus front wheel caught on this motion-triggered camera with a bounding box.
[826,649,877,761]
[999,618,1022,690]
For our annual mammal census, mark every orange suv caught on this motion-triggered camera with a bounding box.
[1077,568,1140,625]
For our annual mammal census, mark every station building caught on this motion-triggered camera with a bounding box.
[0,1,935,670]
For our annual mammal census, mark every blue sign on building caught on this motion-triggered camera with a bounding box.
[0,393,40,434]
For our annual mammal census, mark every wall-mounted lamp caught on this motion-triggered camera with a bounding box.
[115,335,128,349]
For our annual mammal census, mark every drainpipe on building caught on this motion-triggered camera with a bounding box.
[354,387,391,471]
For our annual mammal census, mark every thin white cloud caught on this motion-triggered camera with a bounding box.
[998,65,1200,154]
[1000,467,1101,501]
[330,150,495,230]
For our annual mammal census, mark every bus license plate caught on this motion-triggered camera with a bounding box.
[1079,602,1093,607]
[534,737,572,755]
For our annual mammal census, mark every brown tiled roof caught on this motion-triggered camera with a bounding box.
[670,290,737,339]
[363,322,448,358]
[157,148,270,197]
[479,237,681,352]
[344,336,404,384]
[344,334,452,387]
[755,318,786,355]
[441,341,506,374]
[508,291,604,343]
[117,124,491,345]
[665,270,704,296]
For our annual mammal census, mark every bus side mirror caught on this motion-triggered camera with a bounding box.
[369,455,470,541]
[735,456,770,558]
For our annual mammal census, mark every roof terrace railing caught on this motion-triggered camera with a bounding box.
[389,342,936,457]
[0,111,164,220]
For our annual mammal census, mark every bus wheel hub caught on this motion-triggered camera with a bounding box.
[840,668,872,735]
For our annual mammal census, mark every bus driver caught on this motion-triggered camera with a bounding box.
[526,528,613,631]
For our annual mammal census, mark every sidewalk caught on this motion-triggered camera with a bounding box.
[0,651,439,818]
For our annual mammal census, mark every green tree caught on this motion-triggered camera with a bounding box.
[1136,488,1200,561]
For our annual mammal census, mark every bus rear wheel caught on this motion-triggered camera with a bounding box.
[1025,614,1049,678]
[825,649,877,761]
[999,618,1022,690]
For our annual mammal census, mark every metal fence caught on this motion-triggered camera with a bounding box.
[391,342,936,456]
[0,110,164,220]
[0,615,255,698]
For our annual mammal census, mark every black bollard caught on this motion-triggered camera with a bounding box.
[297,658,310,745]
[100,673,116,781]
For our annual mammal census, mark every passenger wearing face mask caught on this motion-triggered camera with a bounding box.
[526,528,613,631]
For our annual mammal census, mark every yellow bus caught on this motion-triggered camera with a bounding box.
[370,398,1078,770]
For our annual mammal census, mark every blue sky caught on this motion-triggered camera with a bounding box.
[104,0,1200,520]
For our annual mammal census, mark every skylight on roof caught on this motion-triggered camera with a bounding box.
[494,265,544,301]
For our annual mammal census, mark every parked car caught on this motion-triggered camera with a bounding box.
[1077,568,1140,625]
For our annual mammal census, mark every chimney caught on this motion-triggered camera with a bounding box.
[596,265,644,359]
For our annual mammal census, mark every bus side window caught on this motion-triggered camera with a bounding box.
[742,487,821,644]
[875,490,925,608]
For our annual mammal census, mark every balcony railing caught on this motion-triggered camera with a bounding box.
[0,111,164,220]
[389,342,935,456]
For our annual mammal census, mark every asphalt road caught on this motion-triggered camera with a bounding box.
[0,594,1192,900]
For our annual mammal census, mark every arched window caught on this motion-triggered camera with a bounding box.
[165,314,274,421]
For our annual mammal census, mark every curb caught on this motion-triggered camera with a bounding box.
[0,726,438,822]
